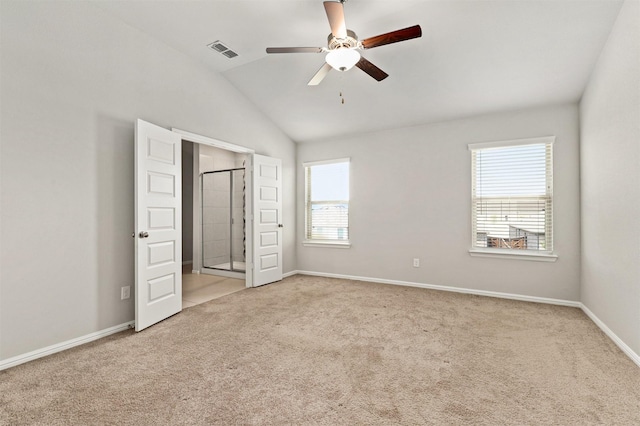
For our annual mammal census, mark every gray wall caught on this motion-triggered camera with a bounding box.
[0,2,296,360]
[297,104,581,302]
[580,0,640,356]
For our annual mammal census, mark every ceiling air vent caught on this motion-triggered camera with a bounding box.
[207,40,239,59]
[222,50,238,59]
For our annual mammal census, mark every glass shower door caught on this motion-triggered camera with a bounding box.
[201,168,245,272]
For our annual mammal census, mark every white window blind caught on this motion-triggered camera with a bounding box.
[470,137,554,252]
[304,159,349,241]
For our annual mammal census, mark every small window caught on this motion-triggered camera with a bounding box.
[304,158,350,244]
[469,137,554,254]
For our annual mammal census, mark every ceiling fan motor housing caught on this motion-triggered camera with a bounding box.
[327,29,359,50]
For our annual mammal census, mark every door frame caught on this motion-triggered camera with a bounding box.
[172,128,255,288]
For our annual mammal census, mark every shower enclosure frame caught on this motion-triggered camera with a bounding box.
[200,167,246,276]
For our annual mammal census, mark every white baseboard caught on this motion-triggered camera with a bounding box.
[283,270,298,279]
[1,270,294,369]
[294,270,581,307]
[0,321,135,371]
[581,304,640,368]
[4,273,637,372]
[292,270,639,367]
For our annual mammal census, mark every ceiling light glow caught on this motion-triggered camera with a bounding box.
[325,48,361,71]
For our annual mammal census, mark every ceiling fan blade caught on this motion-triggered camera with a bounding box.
[308,63,333,86]
[323,1,347,39]
[266,47,325,54]
[355,57,389,82]
[361,25,422,49]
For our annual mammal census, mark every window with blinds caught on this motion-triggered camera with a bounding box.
[469,137,554,253]
[304,158,350,242]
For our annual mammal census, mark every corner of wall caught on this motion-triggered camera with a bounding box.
[578,0,640,357]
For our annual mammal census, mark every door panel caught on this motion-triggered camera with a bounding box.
[135,119,182,331]
[252,154,283,287]
[260,232,278,247]
[147,207,175,230]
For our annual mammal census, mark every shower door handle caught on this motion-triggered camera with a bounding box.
[139,231,149,238]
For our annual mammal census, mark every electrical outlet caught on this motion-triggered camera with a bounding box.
[121,286,131,300]
[413,258,420,268]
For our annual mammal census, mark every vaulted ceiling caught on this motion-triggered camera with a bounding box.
[94,0,624,143]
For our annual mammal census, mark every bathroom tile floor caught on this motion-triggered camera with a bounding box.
[182,265,246,309]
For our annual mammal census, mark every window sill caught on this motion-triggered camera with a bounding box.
[468,248,558,262]
[303,240,351,249]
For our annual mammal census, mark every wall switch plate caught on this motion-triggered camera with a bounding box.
[413,258,420,268]
[121,286,131,300]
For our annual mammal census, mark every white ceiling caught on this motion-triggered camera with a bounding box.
[93,0,623,143]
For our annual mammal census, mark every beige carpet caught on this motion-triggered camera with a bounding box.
[1,275,639,425]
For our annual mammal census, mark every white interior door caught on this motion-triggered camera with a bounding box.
[252,154,283,287]
[135,119,182,331]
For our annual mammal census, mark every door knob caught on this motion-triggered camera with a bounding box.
[278,224,284,228]
[139,231,149,238]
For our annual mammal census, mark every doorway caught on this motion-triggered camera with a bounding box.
[135,120,283,331]
[181,141,246,308]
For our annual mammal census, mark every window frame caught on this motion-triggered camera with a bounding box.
[468,136,557,262]
[302,158,351,248]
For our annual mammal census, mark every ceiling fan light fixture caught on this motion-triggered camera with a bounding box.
[325,48,361,71]
[266,0,422,85]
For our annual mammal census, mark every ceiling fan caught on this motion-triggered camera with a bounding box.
[266,0,422,86]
